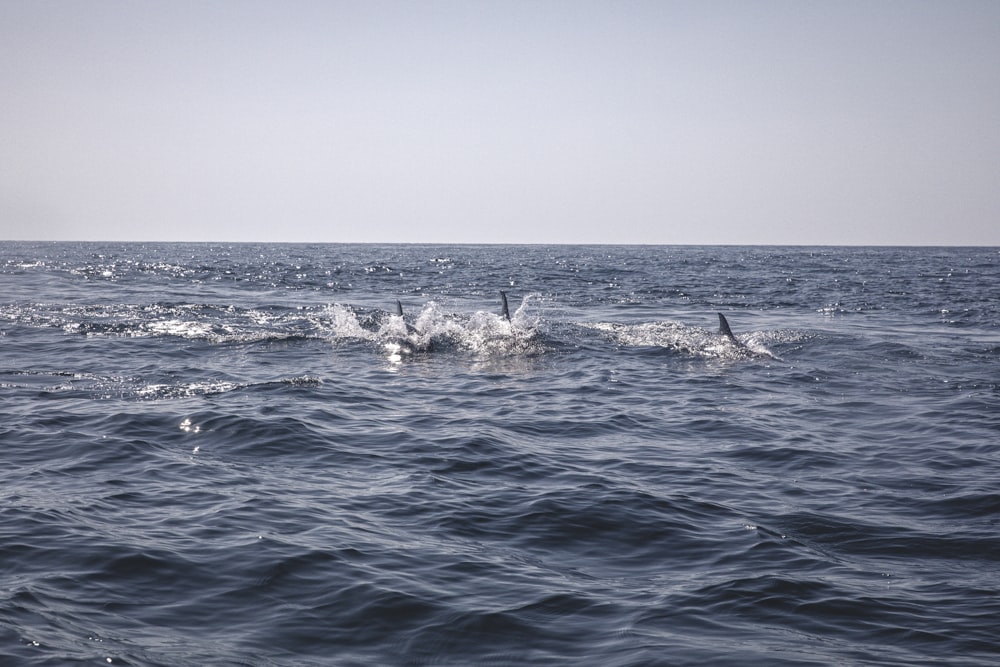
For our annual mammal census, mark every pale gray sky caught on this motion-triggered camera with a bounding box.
[2,0,998,244]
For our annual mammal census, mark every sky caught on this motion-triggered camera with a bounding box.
[2,0,999,245]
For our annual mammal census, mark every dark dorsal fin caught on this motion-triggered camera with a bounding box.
[718,313,738,343]
[499,291,511,321]
[394,300,423,339]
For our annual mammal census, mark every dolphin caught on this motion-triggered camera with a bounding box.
[717,313,742,346]
[717,312,780,359]
[387,300,432,353]
[499,290,511,321]
[394,300,418,334]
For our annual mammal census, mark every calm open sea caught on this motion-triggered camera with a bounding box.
[2,242,998,666]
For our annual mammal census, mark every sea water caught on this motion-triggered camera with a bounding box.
[1,243,998,666]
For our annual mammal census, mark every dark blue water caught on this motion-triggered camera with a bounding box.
[2,242,998,666]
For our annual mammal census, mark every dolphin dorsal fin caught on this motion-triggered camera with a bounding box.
[718,313,737,342]
[395,300,403,317]
[499,291,511,321]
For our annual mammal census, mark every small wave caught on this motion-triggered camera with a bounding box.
[0,302,338,344]
[0,369,323,402]
[136,375,323,401]
[136,380,246,400]
[323,304,377,341]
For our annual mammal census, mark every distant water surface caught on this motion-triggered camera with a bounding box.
[1,243,999,666]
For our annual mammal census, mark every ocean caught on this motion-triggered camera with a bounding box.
[1,242,998,666]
